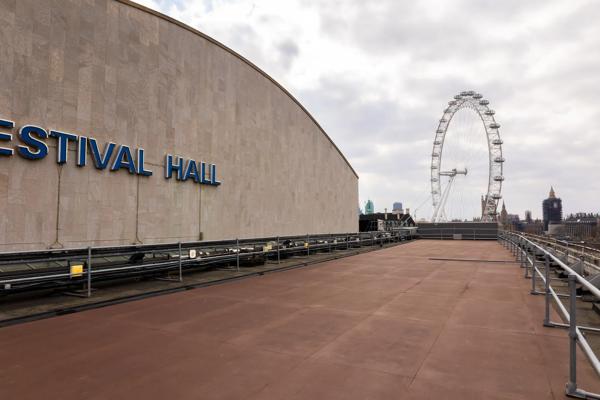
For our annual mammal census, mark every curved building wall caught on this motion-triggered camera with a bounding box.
[0,0,358,251]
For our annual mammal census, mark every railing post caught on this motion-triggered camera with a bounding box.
[566,274,578,396]
[236,238,240,272]
[531,256,537,294]
[178,242,183,282]
[520,239,525,264]
[277,236,280,264]
[543,254,552,327]
[87,246,92,298]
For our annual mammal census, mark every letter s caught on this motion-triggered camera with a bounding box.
[17,125,49,160]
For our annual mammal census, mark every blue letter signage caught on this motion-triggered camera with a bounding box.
[0,117,221,186]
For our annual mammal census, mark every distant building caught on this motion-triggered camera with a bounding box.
[542,187,562,231]
[507,214,520,224]
[392,202,403,214]
[525,210,533,223]
[522,219,544,235]
[520,210,543,234]
[498,202,522,231]
[365,200,375,215]
[359,212,416,232]
[499,201,508,226]
[564,213,600,240]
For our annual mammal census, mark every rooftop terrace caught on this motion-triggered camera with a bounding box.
[1,240,599,399]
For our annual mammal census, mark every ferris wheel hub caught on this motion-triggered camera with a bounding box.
[439,168,468,177]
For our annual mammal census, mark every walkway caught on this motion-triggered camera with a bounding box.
[1,240,598,399]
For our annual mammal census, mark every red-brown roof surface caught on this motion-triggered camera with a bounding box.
[1,240,598,399]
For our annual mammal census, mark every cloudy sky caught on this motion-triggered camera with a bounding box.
[136,0,600,220]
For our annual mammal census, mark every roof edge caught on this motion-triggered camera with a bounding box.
[115,0,359,179]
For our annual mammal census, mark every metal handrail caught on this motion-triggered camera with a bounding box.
[0,229,416,293]
[500,231,600,399]
[511,233,600,298]
[525,233,600,255]
[521,233,600,272]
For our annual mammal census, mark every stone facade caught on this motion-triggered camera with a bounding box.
[0,0,358,251]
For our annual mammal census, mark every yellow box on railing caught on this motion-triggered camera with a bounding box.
[70,264,83,278]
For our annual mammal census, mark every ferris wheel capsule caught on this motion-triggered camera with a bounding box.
[485,109,495,115]
[494,156,505,163]
[448,100,456,106]
[492,139,503,145]
[489,122,500,129]
[479,99,489,105]
[473,93,483,99]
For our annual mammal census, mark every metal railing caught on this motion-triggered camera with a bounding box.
[0,230,416,297]
[417,227,498,240]
[500,231,600,399]
[520,233,600,270]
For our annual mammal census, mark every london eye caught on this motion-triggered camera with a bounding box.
[430,91,504,222]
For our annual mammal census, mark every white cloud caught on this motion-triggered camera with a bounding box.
[134,0,600,220]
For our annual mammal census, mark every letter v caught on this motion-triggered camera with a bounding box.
[89,138,116,169]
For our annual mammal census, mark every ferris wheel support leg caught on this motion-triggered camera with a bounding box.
[434,175,455,223]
